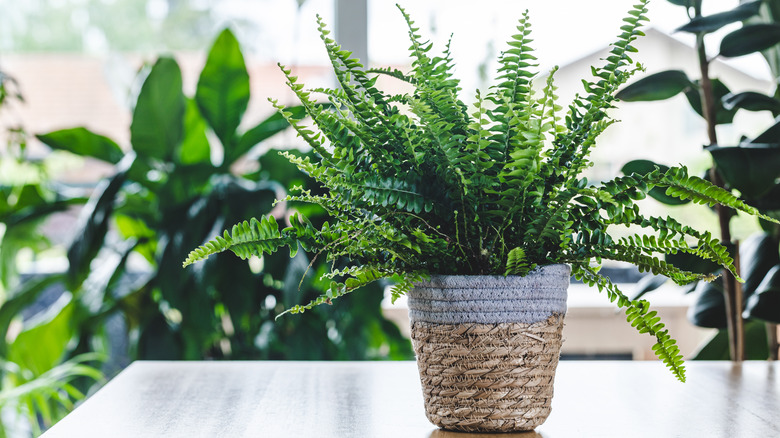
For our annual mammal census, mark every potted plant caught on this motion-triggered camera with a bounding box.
[183,1,778,432]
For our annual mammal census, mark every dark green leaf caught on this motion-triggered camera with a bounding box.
[739,233,780,298]
[196,28,250,156]
[744,264,780,323]
[720,24,780,58]
[36,128,123,164]
[621,159,690,205]
[707,144,780,198]
[692,320,769,359]
[687,277,727,328]
[684,79,737,125]
[722,91,780,114]
[231,106,306,164]
[616,70,693,102]
[67,155,133,288]
[131,57,185,161]
[676,1,762,34]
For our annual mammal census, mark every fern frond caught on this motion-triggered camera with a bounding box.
[574,264,686,382]
[276,265,389,318]
[183,216,288,266]
[660,167,780,224]
[505,247,536,276]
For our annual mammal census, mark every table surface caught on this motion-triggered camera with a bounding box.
[43,360,779,438]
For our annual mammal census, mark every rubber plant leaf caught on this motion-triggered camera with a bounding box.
[615,70,692,102]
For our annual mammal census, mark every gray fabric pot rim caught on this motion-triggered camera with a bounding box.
[407,264,570,325]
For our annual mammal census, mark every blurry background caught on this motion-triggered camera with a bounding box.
[1,0,779,436]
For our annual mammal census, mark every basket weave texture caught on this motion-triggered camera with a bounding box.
[408,266,569,432]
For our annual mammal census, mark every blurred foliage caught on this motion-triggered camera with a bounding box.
[619,0,780,359]
[0,0,214,53]
[0,69,102,438]
[0,28,411,436]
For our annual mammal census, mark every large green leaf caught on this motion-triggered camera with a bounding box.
[36,128,124,164]
[196,28,250,157]
[738,233,780,298]
[67,156,133,288]
[676,1,762,34]
[621,159,690,205]
[231,106,306,163]
[720,24,780,58]
[687,277,727,328]
[6,294,76,377]
[707,144,780,198]
[616,70,693,102]
[684,79,736,125]
[0,274,65,355]
[744,264,780,323]
[178,98,211,165]
[130,57,185,161]
[722,91,780,115]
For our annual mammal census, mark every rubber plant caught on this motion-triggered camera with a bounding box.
[616,0,780,360]
[185,1,779,385]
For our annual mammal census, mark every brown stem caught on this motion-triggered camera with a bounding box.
[768,323,779,361]
[696,29,745,361]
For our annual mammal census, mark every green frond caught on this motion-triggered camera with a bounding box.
[660,167,780,225]
[574,265,686,382]
[183,215,307,266]
[505,247,536,276]
[276,265,388,318]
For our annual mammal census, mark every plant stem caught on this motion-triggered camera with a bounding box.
[768,323,779,361]
[695,28,745,362]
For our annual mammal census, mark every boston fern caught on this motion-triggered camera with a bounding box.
[184,1,778,381]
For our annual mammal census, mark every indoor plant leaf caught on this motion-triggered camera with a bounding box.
[196,28,250,157]
[706,144,780,198]
[722,91,780,115]
[676,1,762,34]
[36,127,124,164]
[615,70,693,102]
[743,264,780,323]
[687,277,727,329]
[130,57,185,161]
[177,98,211,165]
[66,155,133,288]
[720,23,780,58]
[684,79,737,124]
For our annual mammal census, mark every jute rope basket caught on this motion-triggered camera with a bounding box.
[408,265,570,432]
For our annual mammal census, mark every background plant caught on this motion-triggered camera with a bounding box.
[186,1,779,381]
[0,68,103,438]
[617,0,780,360]
[0,28,411,436]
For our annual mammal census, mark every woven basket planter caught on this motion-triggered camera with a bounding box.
[408,264,570,432]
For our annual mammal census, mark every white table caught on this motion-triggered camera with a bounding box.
[43,361,780,437]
